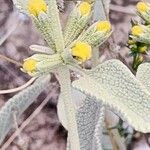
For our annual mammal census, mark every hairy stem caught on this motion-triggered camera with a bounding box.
[57,66,80,150]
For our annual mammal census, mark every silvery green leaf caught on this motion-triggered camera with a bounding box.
[136,62,150,91]
[73,59,150,133]
[0,75,50,145]
[36,59,62,73]
[57,89,85,130]
[65,97,104,150]
[32,13,56,50]
[30,53,61,61]
[63,5,91,47]
[13,0,28,13]
[29,45,55,54]
[77,22,112,47]
[77,97,104,150]
[46,0,64,52]
[57,87,104,150]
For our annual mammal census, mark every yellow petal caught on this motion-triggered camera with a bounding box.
[28,0,47,16]
[23,59,37,72]
[137,2,149,13]
[78,2,91,16]
[96,21,111,32]
[138,45,148,53]
[72,41,92,62]
[131,25,143,36]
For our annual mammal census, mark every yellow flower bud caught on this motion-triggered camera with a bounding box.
[137,2,149,13]
[138,44,148,53]
[96,21,111,32]
[78,2,91,16]
[131,25,143,36]
[128,39,135,45]
[72,41,92,62]
[28,0,47,16]
[23,59,37,73]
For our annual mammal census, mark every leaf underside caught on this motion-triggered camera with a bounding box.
[66,97,104,150]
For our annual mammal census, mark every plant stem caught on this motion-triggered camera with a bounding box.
[0,77,36,95]
[57,66,80,150]
[0,54,22,66]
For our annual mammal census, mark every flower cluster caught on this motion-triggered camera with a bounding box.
[14,0,112,76]
[128,1,150,70]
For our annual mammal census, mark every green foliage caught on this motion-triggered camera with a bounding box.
[1,0,150,150]
[0,75,50,144]
[73,59,150,133]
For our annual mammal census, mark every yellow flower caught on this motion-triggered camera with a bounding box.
[28,0,47,16]
[23,59,37,73]
[131,25,143,36]
[96,21,111,32]
[72,41,92,62]
[137,2,149,13]
[78,2,91,16]
[138,44,148,53]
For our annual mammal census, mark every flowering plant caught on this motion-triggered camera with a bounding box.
[0,0,150,150]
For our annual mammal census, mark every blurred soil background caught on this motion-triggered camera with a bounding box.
[0,0,150,149]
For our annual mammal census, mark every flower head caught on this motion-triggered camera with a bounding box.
[138,44,148,53]
[23,59,37,73]
[137,2,149,13]
[96,21,111,32]
[71,41,92,62]
[131,25,143,36]
[78,2,91,16]
[27,0,47,16]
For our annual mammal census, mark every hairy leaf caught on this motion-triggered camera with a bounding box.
[0,75,50,145]
[73,59,150,133]
[47,0,64,52]
[63,4,91,47]
[77,97,104,150]
[136,62,150,91]
[65,97,104,150]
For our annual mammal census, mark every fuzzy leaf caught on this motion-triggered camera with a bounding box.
[13,0,28,13]
[29,45,55,54]
[57,89,85,130]
[32,13,56,50]
[77,97,104,150]
[46,0,64,52]
[66,97,104,150]
[0,75,50,145]
[73,59,150,133]
[63,4,91,47]
[136,62,150,91]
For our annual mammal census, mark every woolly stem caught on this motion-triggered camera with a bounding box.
[57,66,80,150]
